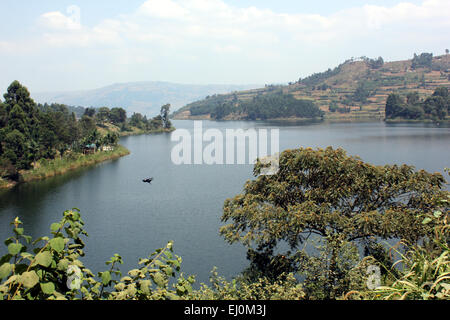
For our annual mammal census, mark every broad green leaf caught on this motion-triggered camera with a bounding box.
[433,211,442,218]
[163,267,173,276]
[8,243,23,255]
[20,271,39,289]
[153,260,164,267]
[57,259,70,271]
[0,263,12,279]
[115,283,126,291]
[40,282,55,295]
[52,291,67,300]
[166,293,180,300]
[35,251,52,267]
[422,217,432,225]
[50,223,61,232]
[120,276,132,282]
[140,279,151,295]
[49,237,65,253]
[152,273,165,288]
[101,271,111,285]
[177,285,186,293]
[164,251,173,259]
[184,283,192,293]
[128,269,140,277]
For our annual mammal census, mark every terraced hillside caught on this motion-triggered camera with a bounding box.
[173,53,450,121]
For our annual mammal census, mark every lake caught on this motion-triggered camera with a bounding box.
[0,120,449,285]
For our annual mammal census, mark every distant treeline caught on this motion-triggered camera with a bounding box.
[81,104,172,133]
[385,87,449,121]
[189,92,324,120]
[38,104,86,119]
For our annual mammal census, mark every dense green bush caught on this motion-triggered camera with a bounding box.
[0,209,195,300]
[385,87,449,120]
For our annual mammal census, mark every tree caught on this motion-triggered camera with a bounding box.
[38,112,59,159]
[353,81,371,104]
[101,132,119,146]
[385,93,404,119]
[3,80,37,115]
[160,104,172,129]
[432,86,448,99]
[329,102,338,113]
[220,147,447,298]
[149,115,163,130]
[7,104,28,135]
[96,107,111,123]
[130,112,145,128]
[411,53,433,69]
[83,107,96,118]
[0,101,7,128]
[3,81,39,141]
[109,108,127,125]
[406,91,420,105]
[79,115,96,138]
[368,57,384,69]
[423,96,447,120]
[67,112,80,147]
[2,129,32,170]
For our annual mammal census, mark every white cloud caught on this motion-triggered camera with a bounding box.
[138,0,189,19]
[39,11,81,31]
[29,0,449,51]
[1,0,449,91]
[212,44,241,54]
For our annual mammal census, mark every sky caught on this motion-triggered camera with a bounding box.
[0,0,449,94]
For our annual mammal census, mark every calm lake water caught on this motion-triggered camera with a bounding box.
[0,120,449,284]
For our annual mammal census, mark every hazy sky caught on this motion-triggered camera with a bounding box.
[0,0,449,94]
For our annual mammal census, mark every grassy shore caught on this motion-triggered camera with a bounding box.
[97,123,176,137]
[0,145,130,189]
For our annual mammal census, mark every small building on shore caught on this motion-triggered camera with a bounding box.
[102,145,114,152]
[83,144,97,155]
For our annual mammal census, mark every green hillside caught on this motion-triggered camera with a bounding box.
[173,53,450,121]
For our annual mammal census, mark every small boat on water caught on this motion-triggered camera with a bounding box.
[143,178,153,184]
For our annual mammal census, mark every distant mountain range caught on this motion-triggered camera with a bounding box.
[32,81,261,117]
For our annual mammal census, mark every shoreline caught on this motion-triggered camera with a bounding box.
[0,127,176,190]
[118,127,176,137]
[0,145,130,190]
[384,118,450,124]
[172,116,383,123]
[173,115,450,125]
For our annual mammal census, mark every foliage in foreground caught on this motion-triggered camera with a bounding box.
[0,209,306,300]
[360,204,450,300]
[0,204,448,300]
[0,209,197,300]
[0,147,448,300]
[220,146,448,298]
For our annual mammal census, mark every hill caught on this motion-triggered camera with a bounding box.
[172,53,450,121]
[32,82,261,117]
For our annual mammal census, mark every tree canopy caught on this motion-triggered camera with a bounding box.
[0,80,173,182]
[220,147,447,297]
[385,87,449,121]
